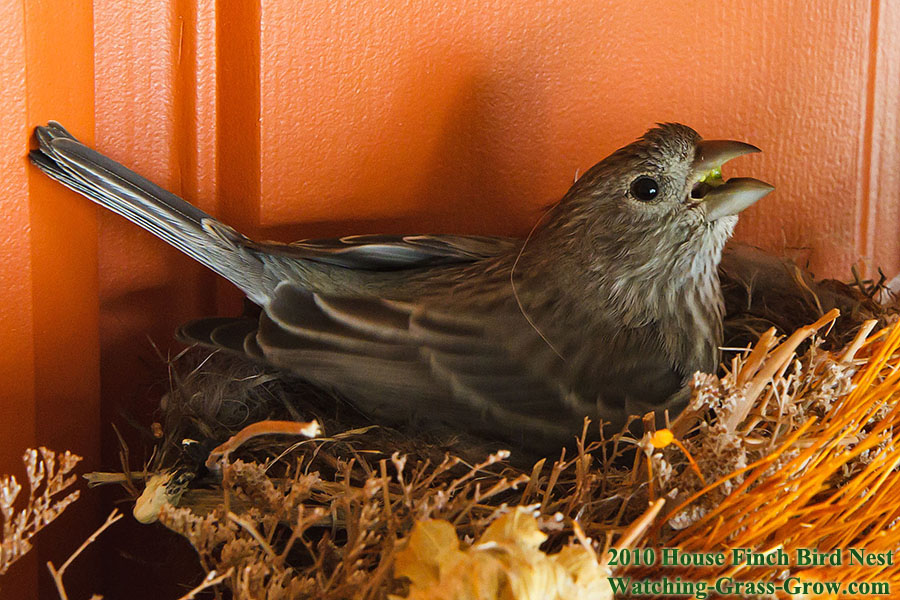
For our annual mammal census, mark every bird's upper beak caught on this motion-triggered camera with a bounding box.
[689,139,774,221]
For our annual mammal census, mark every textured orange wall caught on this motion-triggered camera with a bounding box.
[253,0,899,277]
[3,0,900,596]
[1,1,100,598]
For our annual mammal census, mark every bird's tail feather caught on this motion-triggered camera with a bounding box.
[29,122,267,302]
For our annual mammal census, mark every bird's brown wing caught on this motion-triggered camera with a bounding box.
[245,234,518,270]
[179,281,589,451]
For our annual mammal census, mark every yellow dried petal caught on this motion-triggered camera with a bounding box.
[394,519,464,589]
[650,429,674,449]
[553,545,613,599]
[133,473,171,524]
[480,508,547,549]
[393,510,612,600]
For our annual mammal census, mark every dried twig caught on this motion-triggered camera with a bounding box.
[176,568,234,600]
[47,509,122,600]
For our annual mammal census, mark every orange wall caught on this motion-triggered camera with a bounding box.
[3,0,900,596]
[2,1,100,598]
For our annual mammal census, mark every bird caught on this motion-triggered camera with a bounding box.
[30,121,773,455]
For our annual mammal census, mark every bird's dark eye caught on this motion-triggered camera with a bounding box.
[630,176,660,201]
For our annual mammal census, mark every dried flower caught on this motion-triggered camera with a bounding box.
[392,508,612,600]
[1,448,81,578]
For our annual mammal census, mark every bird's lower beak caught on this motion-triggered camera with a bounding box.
[690,139,774,221]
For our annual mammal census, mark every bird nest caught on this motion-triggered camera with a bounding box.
[6,243,900,599]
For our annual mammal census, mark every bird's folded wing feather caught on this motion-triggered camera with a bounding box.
[179,281,583,448]
[245,234,518,270]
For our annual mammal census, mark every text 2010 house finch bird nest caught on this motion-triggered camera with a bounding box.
[26,121,900,598]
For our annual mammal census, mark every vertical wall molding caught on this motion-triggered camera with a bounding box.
[865,0,900,276]
[215,0,261,313]
[0,0,37,592]
[0,1,101,598]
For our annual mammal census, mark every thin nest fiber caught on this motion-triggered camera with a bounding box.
[101,244,900,599]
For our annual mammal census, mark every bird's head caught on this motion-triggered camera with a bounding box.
[554,123,773,242]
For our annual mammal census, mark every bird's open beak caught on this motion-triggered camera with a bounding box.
[689,139,774,221]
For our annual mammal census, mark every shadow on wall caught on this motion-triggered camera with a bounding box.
[260,51,574,241]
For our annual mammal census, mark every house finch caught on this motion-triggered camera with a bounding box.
[30,122,772,454]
